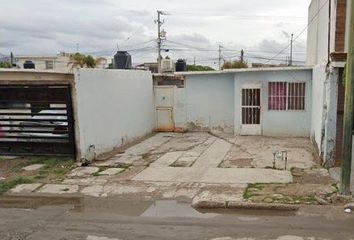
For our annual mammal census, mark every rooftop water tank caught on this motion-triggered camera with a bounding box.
[113,51,132,69]
[23,60,35,69]
[175,59,187,72]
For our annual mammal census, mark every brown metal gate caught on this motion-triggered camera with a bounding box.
[0,84,75,157]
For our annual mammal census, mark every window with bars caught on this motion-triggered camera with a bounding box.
[268,82,306,111]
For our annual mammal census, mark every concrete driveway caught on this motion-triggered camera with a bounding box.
[10,132,327,204]
[100,132,315,184]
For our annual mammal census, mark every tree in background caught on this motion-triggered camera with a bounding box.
[67,53,105,70]
[187,65,214,71]
[0,62,11,68]
[222,60,248,69]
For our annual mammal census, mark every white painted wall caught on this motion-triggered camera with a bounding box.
[74,69,155,160]
[183,74,235,133]
[306,0,319,65]
[311,65,326,154]
[306,0,330,66]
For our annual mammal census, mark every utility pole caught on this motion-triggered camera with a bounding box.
[156,10,166,73]
[10,52,14,68]
[340,1,354,195]
[194,57,196,66]
[240,49,244,63]
[289,34,294,66]
[218,45,222,70]
[76,43,80,53]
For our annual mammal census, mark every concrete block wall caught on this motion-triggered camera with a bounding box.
[73,69,155,160]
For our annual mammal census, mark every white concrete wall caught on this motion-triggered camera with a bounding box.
[74,69,155,160]
[311,65,326,154]
[306,0,319,65]
[306,0,330,65]
[183,74,235,133]
[234,69,313,137]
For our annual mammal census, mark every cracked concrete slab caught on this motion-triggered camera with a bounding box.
[69,167,99,177]
[22,164,45,171]
[170,156,198,167]
[37,184,79,194]
[134,167,292,184]
[193,139,232,168]
[63,177,108,186]
[10,183,42,194]
[150,152,184,167]
[98,168,125,176]
[192,187,244,208]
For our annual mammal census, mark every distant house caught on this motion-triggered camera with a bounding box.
[15,52,108,72]
[15,52,73,72]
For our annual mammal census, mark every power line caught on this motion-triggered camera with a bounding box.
[264,0,329,64]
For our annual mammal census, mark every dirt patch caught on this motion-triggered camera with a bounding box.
[291,167,334,184]
[243,182,338,205]
[219,158,254,168]
[243,166,339,205]
[0,156,76,195]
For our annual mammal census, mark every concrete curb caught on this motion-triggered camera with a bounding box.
[192,201,300,211]
[0,194,83,209]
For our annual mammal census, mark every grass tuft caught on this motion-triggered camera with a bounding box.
[0,177,34,195]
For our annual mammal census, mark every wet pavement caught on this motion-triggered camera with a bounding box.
[0,197,353,240]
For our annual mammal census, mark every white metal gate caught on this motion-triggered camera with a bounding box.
[154,86,175,132]
[240,85,262,135]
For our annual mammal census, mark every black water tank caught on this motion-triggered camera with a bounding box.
[23,60,35,69]
[113,51,132,69]
[175,59,187,72]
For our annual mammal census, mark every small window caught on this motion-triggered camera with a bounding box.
[268,82,306,111]
[45,60,54,70]
[268,82,287,110]
[288,82,306,110]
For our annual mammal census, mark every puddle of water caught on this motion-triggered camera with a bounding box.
[199,208,296,217]
[0,196,296,218]
[141,200,219,218]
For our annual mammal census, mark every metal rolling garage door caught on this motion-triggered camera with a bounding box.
[0,84,75,157]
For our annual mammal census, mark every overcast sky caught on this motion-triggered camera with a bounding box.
[0,0,311,67]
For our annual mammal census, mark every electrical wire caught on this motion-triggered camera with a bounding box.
[263,0,330,64]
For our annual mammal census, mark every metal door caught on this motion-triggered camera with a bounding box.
[154,86,175,131]
[240,85,262,135]
[0,84,76,157]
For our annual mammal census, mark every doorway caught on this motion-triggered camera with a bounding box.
[240,85,262,135]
